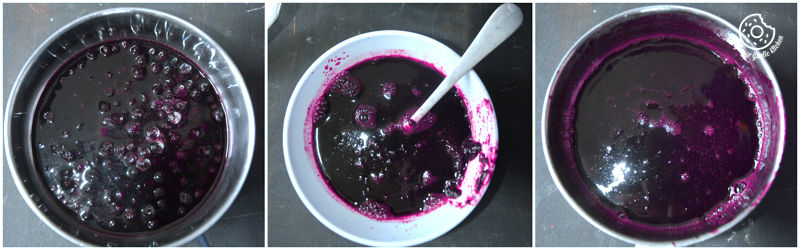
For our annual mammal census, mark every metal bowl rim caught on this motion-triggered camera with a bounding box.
[3,6,256,247]
[540,4,785,246]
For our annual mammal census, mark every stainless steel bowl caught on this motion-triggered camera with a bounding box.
[541,5,785,246]
[4,7,255,246]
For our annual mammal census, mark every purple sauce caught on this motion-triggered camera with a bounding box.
[573,39,760,225]
[32,39,227,232]
[311,56,481,219]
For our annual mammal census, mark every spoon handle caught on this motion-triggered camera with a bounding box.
[410,3,523,123]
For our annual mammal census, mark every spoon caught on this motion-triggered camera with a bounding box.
[405,3,523,132]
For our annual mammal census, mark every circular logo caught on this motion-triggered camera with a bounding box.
[738,13,776,50]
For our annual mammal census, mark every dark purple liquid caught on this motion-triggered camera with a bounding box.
[32,39,227,232]
[313,56,479,218]
[573,39,759,224]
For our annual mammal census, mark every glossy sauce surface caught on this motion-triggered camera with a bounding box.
[313,57,480,219]
[573,39,759,224]
[32,39,227,232]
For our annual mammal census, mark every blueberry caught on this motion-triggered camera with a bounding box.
[125,166,137,178]
[114,144,127,156]
[85,169,99,182]
[129,107,145,121]
[101,159,113,168]
[382,82,397,100]
[104,87,114,97]
[189,90,201,99]
[129,44,142,55]
[149,141,165,155]
[99,45,111,57]
[132,66,146,81]
[172,99,188,111]
[400,108,437,135]
[123,207,136,220]
[61,178,75,189]
[175,150,187,161]
[61,150,76,162]
[139,93,149,104]
[166,111,182,125]
[101,113,126,128]
[198,82,211,93]
[134,55,147,65]
[162,65,172,75]
[125,122,142,135]
[189,128,204,139]
[146,127,161,141]
[443,180,462,198]
[81,184,94,193]
[211,109,225,123]
[354,104,377,129]
[167,131,180,143]
[462,139,482,160]
[106,219,116,229]
[98,141,114,156]
[173,84,188,98]
[137,146,151,158]
[179,191,192,205]
[329,71,362,98]
[193,189,205,199]
[42,111,54,123]
[156,51,167,62]
[146,220,159,230]
[153,171,165,183]
[197,145,213,158]
[153,187,165,198]
[312,98,328,127]
[179,63,193,75]
[150,61,162,74]
[124,152,137,166]
[111,203,123,216]
[151,83,164,95]
[136,158,151,171]
[141,204,156,220]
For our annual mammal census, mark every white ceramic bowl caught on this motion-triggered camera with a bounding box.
[282,30,499,246]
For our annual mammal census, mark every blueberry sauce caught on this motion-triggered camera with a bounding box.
[573,39,760,225]
[32,39,227,232]
[312,56,481,219]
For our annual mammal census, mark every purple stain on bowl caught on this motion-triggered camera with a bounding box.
[31,39,227,232]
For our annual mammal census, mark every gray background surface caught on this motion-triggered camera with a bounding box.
[268,3,532,246]
[2,3,265,247]
[535,3,797,247]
